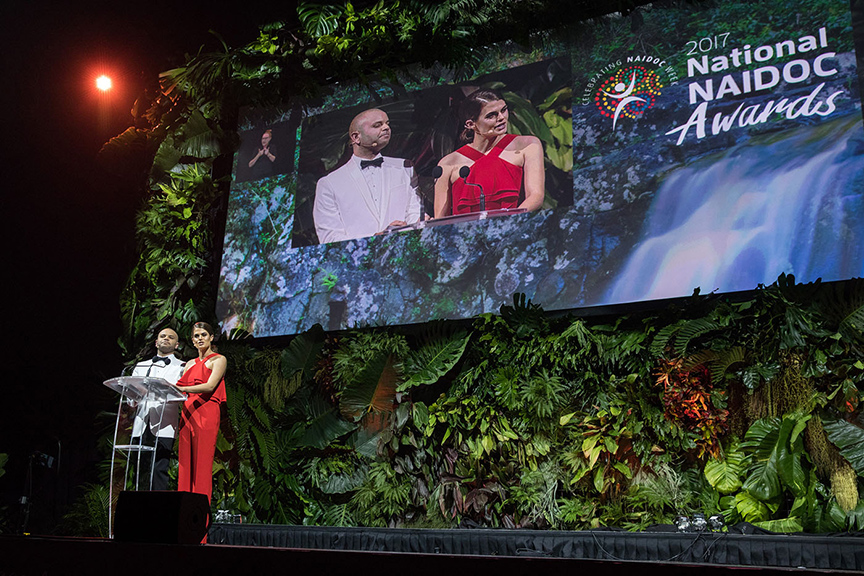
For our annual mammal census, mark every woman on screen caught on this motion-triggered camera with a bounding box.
[176,321,227,509]
[434,89,545,217]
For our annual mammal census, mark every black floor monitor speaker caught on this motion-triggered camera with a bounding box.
[114,491,210,544]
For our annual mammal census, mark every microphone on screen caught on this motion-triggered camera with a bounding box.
[432,165,443,179]
[459,166,485,211]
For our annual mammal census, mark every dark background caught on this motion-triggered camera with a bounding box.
[1,0,289,533]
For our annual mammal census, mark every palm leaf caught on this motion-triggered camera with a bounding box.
[821,413,864,476]
[340,353,398,421]
[399,327,470,391]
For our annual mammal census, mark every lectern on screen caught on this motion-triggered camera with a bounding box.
[217,0,864,338]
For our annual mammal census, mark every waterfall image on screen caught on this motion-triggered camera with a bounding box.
[217,0,864,338]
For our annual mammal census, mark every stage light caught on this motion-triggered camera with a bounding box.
[96,75,113,91]
[674,515,691,532]
[708,514,725,531]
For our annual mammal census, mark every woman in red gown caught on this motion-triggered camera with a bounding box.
[434,89,545,217]
[176,321,227,505]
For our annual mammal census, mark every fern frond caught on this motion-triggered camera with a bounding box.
[250,426,275,472]
[674,317,725,357]
[322,503,357,526]
[683,346,747,383]
[650,320,685,357]
[561,319,594,349]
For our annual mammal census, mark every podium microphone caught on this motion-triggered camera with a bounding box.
[458,166,485,211]
[432,165,443,179]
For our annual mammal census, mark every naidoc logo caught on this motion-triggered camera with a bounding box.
[594,64,664,130]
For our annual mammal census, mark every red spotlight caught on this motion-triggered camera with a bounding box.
[96,75,113,91]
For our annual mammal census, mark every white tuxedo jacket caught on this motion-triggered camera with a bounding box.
[313,155,422,243]
[130,354,185,438]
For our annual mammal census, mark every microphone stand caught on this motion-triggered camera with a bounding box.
[458,166,485,211]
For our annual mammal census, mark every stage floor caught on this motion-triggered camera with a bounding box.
[209,523,864,573]
[0,525,861,575]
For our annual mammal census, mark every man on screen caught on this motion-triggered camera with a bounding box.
[313,108,422,243]
[130,328,185,491]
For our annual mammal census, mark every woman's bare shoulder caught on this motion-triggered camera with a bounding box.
[439,148,471,166]
[509,134,541,149]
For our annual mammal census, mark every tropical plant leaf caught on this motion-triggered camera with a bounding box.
[174,109,222,159]
[281,324,326,380]
[500,293,547,338]
[322,503,356,527]
[821,413,864,476]
[298,3,343,37]
[776,415,809,497]
[502,90,555,143]
[320,467,367,494]
[340,353,398,421]
[846,499,864,531]
[351,426,382,459]
[97,127,160,177]
[399,327,470,391]
[299,395,357,449]
[753,516,803,533]
[741,417,783,500]
[734,491,771,523]
[151,136,184,175]
[815,278,864,344]
[253,475,274,509]
[704,450,746,494]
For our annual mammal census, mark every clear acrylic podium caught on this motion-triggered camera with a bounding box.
[103,376,187,537]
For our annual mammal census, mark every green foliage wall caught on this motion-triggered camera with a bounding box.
[211,278,864,532]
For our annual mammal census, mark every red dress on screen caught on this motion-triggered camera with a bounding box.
[451,133,522,215]
[176,353,226,504]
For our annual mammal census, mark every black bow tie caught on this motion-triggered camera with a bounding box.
[360,157,384,169]
[151,356,170,366]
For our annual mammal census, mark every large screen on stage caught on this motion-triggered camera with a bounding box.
[217,0,864,337]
